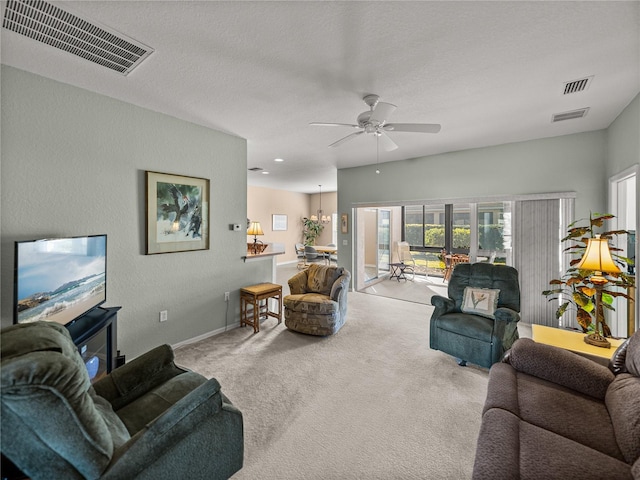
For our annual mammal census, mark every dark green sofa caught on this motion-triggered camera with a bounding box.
[1,321,243,479]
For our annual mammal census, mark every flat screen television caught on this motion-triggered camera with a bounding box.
[14,234,107,326]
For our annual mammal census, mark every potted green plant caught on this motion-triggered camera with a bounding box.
[543,213,635,334]
[302,217,324,246]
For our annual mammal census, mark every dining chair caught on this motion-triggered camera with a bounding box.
[444,253,469,282]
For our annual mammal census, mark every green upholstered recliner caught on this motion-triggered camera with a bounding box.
[1,321,243,480]
[284,264,351,335]
[430,263,521,368]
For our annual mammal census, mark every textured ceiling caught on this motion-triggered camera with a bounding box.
[2,1,639,193]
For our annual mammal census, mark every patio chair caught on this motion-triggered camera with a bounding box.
[396,241,416,280]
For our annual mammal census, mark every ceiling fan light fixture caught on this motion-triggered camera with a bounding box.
[311,94,441,149]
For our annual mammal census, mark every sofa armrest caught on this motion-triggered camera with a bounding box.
[494,307,520,323]
[330,273,350,302]
[430,295,456,316]
[103,378,243,480]
[505,338,614,399]
[288,270,308,295]
[93,344,186,410]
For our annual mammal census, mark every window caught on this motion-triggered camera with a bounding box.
[452,204,470,250]
[477,202,511,263]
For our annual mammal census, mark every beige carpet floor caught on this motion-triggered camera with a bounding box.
[174,289,491,479]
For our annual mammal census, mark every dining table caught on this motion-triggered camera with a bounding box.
[313,245,338,264]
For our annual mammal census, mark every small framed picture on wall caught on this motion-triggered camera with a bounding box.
[272,214,288,231]
[341,213,348,234]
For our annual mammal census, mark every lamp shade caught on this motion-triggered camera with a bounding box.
[576,235,621,274]
[247,221,264,236]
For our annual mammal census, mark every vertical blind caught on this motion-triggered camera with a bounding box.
[514,199,562,326]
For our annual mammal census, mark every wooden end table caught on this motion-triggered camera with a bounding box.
[531,324,625,365]
[240,283,282,333]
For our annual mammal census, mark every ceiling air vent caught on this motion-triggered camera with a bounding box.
[563,76,593,95]
[2,0,153,75]
[552,108,590,123]
[248,167,263,172]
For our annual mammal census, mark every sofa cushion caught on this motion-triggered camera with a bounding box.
[473,408,633,480]
[114,371,210,435]
[484,362,624,461]
[284,293,339,315]
[606,373,640,464]
[461,287,500,319]
[433,312,495,342]
[306,264,344,296]
[448,263,520,312]
[507,338,614,399]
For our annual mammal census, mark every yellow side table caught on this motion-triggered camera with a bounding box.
[531,324,625,365]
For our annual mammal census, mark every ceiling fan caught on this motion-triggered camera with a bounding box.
[310,94,441,151]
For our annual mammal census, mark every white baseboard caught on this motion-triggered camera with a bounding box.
[172,321,241,349]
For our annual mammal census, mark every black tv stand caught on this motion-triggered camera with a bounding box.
[66,306,120,380]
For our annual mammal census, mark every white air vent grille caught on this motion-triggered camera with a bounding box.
[552,108,590,123]
[2,0,153,75]
[563,76,593,95]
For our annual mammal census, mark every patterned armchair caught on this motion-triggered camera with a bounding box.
[284,264,351,335]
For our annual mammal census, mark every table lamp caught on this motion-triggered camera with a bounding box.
[575,234,621,348]
[247,221,264,254]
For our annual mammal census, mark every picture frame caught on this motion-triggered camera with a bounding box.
[272,214,287,231]
[341,213,348,234]
[146,171,210,254]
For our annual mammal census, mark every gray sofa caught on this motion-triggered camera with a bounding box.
[473,331,640,480]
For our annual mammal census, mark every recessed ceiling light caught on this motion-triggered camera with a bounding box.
[274,158,284,162]
[262,171,270,175]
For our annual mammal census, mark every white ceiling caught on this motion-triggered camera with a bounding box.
[2,1,639,194]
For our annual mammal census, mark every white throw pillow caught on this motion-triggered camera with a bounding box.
[461,287,500,319]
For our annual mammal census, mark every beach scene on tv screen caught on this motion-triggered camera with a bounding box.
[16,237,106,325]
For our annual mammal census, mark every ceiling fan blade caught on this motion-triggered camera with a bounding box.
[310,122,359,128]
[369,102,397,124]
[383,123,442,133]
[329,131,364,148]
[378,132,398,151]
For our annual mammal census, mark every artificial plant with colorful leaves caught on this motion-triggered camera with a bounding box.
[543,213,635,334]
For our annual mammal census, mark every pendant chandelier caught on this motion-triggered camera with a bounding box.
[310,184,331,224]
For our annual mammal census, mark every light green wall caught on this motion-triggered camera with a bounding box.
[337,129,614,270]
[1,66,272,357]
[606,94,639,178]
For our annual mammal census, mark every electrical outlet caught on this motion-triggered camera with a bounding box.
[159,310,168,322]
[224,292,230,301]
[343,239,348,246]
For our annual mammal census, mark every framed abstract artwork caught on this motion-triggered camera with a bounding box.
[146,171,210,254]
